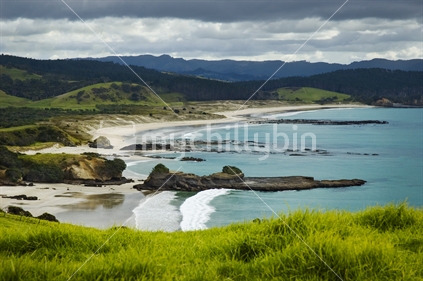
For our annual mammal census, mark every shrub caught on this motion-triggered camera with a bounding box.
[222,166,242,175]
[81,152,101,158]
[0,146,23,168]
[24,164,64,183]
[100,158,127,179]
[150,163,169,175]
[5,168,22,182]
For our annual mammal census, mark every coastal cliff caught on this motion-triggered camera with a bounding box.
[134,164,366,192]
[0,146,130,186]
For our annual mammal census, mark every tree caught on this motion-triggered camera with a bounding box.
[100,158,127,179]
[5,168,22,182]
[222,166,242,175]
[150,163,169,175]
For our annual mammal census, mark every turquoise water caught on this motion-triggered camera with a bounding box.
[126,108,423,230]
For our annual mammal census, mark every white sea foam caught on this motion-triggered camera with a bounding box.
[263,111,305,119]
[133,191,181,232]
[180,189,230,231]
[126,160,151,167]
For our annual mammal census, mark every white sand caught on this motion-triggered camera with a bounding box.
[0,183,139,217]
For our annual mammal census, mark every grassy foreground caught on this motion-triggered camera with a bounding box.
[0,203,422,280]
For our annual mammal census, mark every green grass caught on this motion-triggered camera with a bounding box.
[0,202,422,280]
[0,90,31,108]
[0,125,37,132]
[0,125,81,147]
[6,142,61,152]
[18,153,86,168]
[277,87,351,103]
[0,65,42,80]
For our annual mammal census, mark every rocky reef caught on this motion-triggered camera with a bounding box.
[249,119,388,125]
[133,165,366,192]
[6,206,59,222]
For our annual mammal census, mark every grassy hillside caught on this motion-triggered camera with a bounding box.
[0,203,422,280]
[277,87,351,103]
[0,90,30,108]
[0,65,42,80]
[0,125,80,146]
[31,82,185,109]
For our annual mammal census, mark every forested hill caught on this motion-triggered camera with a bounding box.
[0,54,250,101]
[244,69,423,105]
[0,55,422,105]
[92,54,423,81]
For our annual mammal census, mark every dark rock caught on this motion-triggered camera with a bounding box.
[67,177,133,186]
[134,171,366,192]
[7,206,33,217]
[120,143,173,151]
[3,194,38,200]
[180,157,206,162]
[89,136,113,149]
[250,119,388,126]
[37,212,59,222]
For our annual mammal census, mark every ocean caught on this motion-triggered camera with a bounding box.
[125,108,423,231]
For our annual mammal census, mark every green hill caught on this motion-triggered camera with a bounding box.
[0,65,42,80]
[33,82,186,109]
[33,82,159,109]
[277,87,351,103]
[0,82,186,110]
[0,90,30,107]
[0,203,422,280]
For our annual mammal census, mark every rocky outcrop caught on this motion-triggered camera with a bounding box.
[63,158,104,181]
[134,172,366,192]
[6,206,59,222]
[2,194,38,200]
[249,119,388,125]
[7,206,33,217]
[63,158,129,185]
[121,143,172,151]
[373,98,394,107]
[37,212,59,222]
[89,136,113,149]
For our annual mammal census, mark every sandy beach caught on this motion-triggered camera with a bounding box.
[91,104,370,149]
[0,182,143,228]
[1,104,370,228]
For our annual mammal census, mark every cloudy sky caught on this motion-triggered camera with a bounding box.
[1,0,422,63]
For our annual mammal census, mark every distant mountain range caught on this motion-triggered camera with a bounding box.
[1,54,422,106]
[88,55,423,81]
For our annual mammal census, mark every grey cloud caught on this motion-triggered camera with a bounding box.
[2,1,421,22]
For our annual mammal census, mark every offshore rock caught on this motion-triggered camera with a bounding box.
[89,136,113,149]
[133,172,366,192]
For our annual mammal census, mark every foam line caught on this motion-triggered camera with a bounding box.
[133,191,181,232]
[180,189,230,231]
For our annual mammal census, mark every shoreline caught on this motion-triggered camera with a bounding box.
[0,182,142,228]
[1,104,371,229]
[92,104,371,149]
